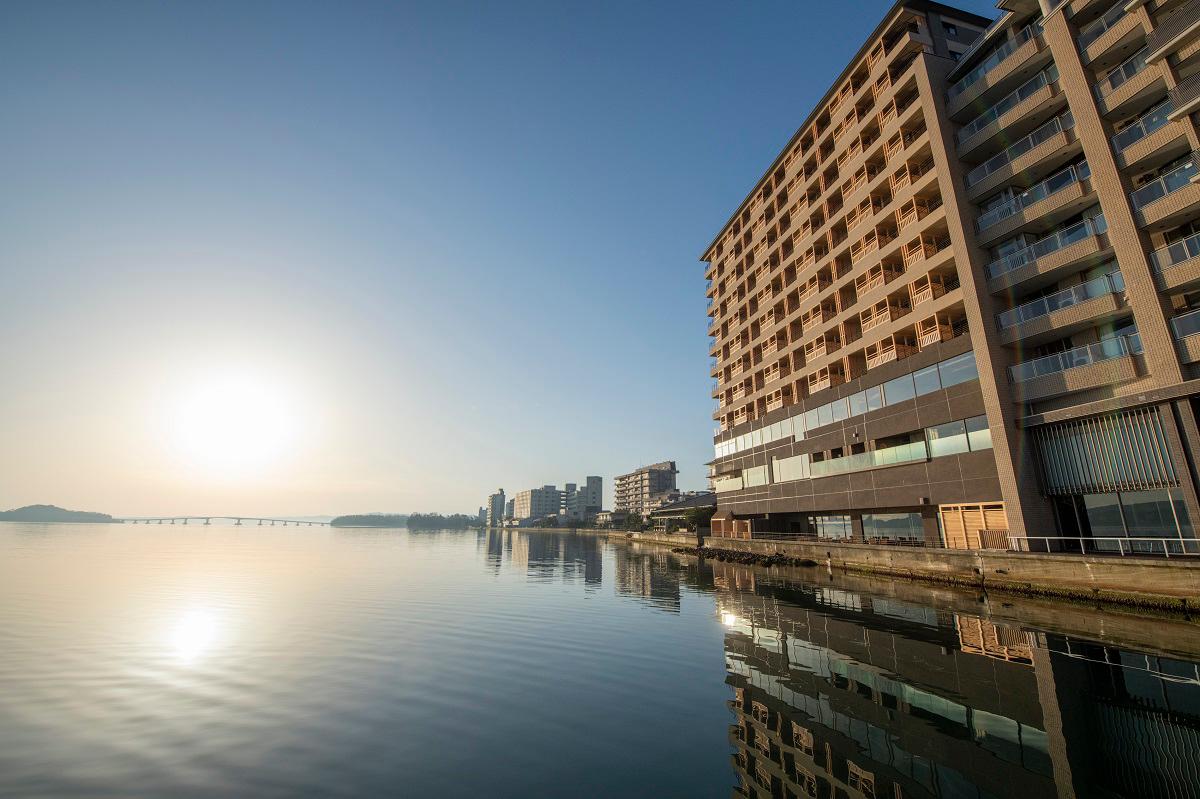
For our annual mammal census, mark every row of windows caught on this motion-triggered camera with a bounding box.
[715,415,992,493]
[810,512,925,543]
[714,352,980,459]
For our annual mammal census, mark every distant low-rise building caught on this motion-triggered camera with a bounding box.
[649,492,716,530]
[595,510,629,529]
[615,461,679,516]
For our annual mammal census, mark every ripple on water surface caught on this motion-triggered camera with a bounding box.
[2,524,1200,798]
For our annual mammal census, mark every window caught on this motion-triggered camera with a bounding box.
[913,364,941,396]
[943,23,958,35]
[883,373,916,404]
[1083,493,1123,537]
[804,408,820,434]
[927,420,969,457]
[863,512,925,544]
[772,454,810,483]
[817,403,833,427]
[744,465,769,487]
[811,514,854,540]
[830,398,849,422]
[938,351,979,387]
[849,390,869,417]
[966,415,992,450]
[1121,489,1180,538]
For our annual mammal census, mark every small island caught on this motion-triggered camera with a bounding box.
[330,513,409,528]
[0,504,119,523]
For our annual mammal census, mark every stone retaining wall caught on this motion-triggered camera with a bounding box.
[701,536,1200,608]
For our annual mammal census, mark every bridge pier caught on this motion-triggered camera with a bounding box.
[235,518,241,526]
[258,520,263,525]
[204,518,210,525]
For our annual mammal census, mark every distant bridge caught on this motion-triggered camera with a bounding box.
[117,516,330,526]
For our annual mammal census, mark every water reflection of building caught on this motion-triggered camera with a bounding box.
[712,562,1200,799]
[613,544,681,611]
[483,529,602,587]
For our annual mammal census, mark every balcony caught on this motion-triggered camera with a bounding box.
[801,303,836,328]
[1153,231,1200,290]
[1079,3,1143,64]
[1172,70,1200,121]
[916,314,956,348]
[1096,48,1161,115]
[808,440,928,478]
[860,300,907,333]
[854,263,905,300]
[965,112,1076,197]
[1130,153,1200,227]
[896,196,940,231]
[1147,0,1200,63]
[803,334,841,362]
[1172,307,1200,362]
[997,272,1127,345]
[909,272,950,306]
[947,25,1044,116]
[797,277,831,305]
[956,66,1060,157]
[985,215,1108,292]
[890,157,933,193]
[866,334,919,368]
[807,366,846,394]
[850,228,896,264]
[901,233,950,269]
[1009,334,1141,400]
[1113,100,1184,168]
[975,162,1091,238]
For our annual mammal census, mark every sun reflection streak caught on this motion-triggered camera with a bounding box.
[168,609,220,663]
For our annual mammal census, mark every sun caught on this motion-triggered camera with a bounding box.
[166,371,301,475]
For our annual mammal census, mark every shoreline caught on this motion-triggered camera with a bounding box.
[671,540,1200,616]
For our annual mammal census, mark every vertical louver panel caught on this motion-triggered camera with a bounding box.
[1032,407,1178,495]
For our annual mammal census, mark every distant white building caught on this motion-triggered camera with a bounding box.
[486,489,506,527]
[513,486,562,523]
[563,476,602,522]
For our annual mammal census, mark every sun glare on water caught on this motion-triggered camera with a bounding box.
[167,608,221,664]
[165,371,302,476]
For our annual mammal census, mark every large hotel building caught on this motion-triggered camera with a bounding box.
[703,0,1200,550]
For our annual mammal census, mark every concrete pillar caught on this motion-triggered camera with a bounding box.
[916,56,1057,540]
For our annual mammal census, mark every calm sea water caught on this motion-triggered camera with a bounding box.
[1,524,1198,798]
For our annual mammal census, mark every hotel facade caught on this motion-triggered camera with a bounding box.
[702,0,1200,552]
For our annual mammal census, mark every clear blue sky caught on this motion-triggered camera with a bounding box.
[0,0,998,515]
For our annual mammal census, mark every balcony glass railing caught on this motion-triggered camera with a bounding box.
[957,65,1058,145]
[966,112,1074,187]
[1130,156,1199,209]
[986,214,1107,280]
[1152,231,1200,270]
[1112,99,1173,151]
[1096,47,1149,100]
[1078,2,1127,50]
[1171,308,1200,339]
[1010,333,1141,382]
[997,271,1124,329]
[948,25,1038,100]
[976,162,1090,232]
[808,440,928,478]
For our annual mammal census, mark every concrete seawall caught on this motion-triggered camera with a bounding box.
[607,531,701,548]
[698,536,1200,611]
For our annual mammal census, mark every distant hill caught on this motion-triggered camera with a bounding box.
[330,513,409,528]
[0,504,118,523]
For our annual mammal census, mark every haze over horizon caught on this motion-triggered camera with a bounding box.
[0,0,997,516]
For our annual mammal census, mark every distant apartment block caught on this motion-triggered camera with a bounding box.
[701,0,1200,553]
[513,485,563,523]
[614,461,679,516]
[485,489,506,528]
[563,476,603,521]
